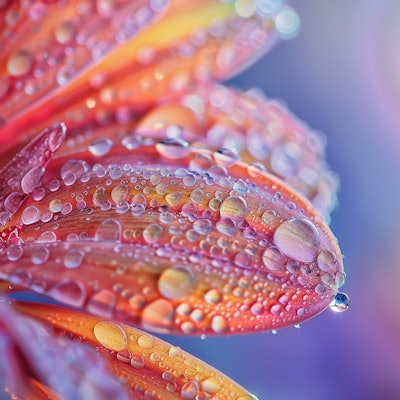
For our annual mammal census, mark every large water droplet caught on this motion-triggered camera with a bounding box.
[273,217,320,263]
[219,196,248,221]
[158,267,196,300]
[93,321,128,351]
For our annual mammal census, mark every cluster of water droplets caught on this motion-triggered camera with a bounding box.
[0,125,348,335]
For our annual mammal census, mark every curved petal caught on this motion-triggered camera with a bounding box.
[0,0,169,129]
[0,0,280,153]
[0,133,345,335]
[15,300,258,399]
[0,299,129,399]
[0,123,65,232]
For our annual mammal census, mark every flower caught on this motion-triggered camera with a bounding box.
[0,1,348,398]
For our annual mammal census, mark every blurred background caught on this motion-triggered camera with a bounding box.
[164,1,400,399]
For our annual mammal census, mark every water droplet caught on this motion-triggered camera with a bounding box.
[21,206,40,225]
[143,223,163,244]
[156,138,190,159]
[262,246,285,270]
[7,50,33,77]
[130,353,145,369]
[31,246,50,265]
[21,167,44,194]
[142,299,174,333]
[158,267,196,300]
[64,249,85,269]
[48,280,86,308]
[219,196,248,221]
[204,288,222,305]
[261,210,277,225]
[211,315,228,333]
[200,376,223,394]
[216,218,236,236]
[95,219,122,241]
[87,290,117,318]
[214,147,239,167]
[181,380,199,399]
[329,292,349,313]
[273,217,320,263]
[6,245,23,261]
[88,138,113,156]
[55,21,75,44]
[93,321,128,351]
[317,249,337,272]
[165,191,182,207]
[137,333,155,349]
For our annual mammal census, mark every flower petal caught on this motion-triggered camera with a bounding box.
[0,134,345,334]
[0,123,65,233]
[0,0,280,154]
[0,299,129,399]
[15,300,258,400]
[0,0,169,146]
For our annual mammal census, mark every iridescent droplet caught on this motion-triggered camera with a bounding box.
[329,292,350,313]
[273,217,320,263]
[158,267,196,300]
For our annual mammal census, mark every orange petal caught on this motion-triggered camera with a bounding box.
[0,0,169,147]
[0,299,129,399]
[0,0,280,153]
[1,135,345,334]
[15,300,258,399]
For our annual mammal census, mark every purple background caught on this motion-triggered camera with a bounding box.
[165,2,400,399]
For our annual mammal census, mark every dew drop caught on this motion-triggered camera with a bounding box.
[55,21,75,44]
[21,206,40,225]
[329,292,350,313]
[31,246,50,265]
[6,245,23,261]
[48,280,86,308]
[181,381,199,399]
[156,138,190,159]
[317,249,337,272]
[142,299,175,333]
[7,50,33,76]
[142,223,163,244]
[200,376,223,394]
[273,217,320,263]
[219,196,248,221]
[21,167,44,194]
[158,267,196,300]
[63,249,85,269]
[137,333,155,349]
[95,219,122,241]
[87,290,117,318]
[88,138,113,156]
[214,147,239,167]
[93,321,128,351]
[262,246,285,270]
[211,315,228,333]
